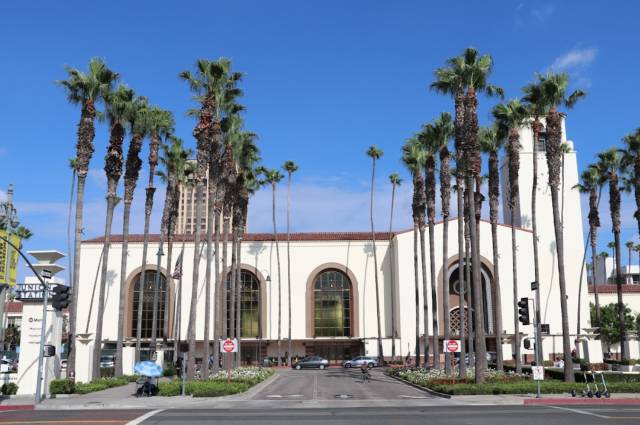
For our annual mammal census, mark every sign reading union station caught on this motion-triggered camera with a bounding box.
[14,283,51,301]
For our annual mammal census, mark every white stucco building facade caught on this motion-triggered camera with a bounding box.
[73,118,614,380]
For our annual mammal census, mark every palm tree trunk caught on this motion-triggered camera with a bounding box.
[115,199,131,376]
[212,208,222,373]
[286,173,293,366]
[464,222,474,368]
[229,214,237,345]
[614,230,626,360]
[388,183,397,362]
[488,151,503,371]
[413,224,421,367]
[369,160,384,364]
[135,192,153,362]
[550,187,574,380]
[428,221,439,369]
[419,226,429,367]
[163,230,173,346]
[222,210,230,344]
[203,178,215,377]
[591,238,601,326]
[186,182,204,380]
[511,205,521,373]
[272,183,283,367]
[441,210,451,374]
[235,230,243,366]
[92,191,117,380]
[530,121,542,365]
[457,184,467,377]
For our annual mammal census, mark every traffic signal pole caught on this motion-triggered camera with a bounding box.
[531,281,543,398]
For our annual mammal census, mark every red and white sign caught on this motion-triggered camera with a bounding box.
[220,338,238,353]
[443,339,461,353]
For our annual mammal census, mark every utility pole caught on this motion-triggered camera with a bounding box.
[532,281,543,398]
[0,185,17,349]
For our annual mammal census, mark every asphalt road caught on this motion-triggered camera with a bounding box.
[0,409,149,424]
[141,405,640,424]
[250,368,437,401]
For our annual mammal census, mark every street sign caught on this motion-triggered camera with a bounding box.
[541,324,550,334]
[443,339,461,353]
[531,281,539,290]
[41,269,52,280]
[220,338,238,353]
[532,366,544,381]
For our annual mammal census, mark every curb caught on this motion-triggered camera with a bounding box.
[385,373,452,399]
[0,405,35,411]
[524,397,640,406]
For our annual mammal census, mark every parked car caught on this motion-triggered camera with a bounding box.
[0,358,17,373]
[342,356,378,368]
[100,355,115,368]
[291,356,329,370]
[455,351,497,365]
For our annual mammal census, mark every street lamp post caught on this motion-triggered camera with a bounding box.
[150,243,164,354]
[258,270,271,367]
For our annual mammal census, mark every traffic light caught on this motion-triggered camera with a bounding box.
[523,338,531,350]
[43,345,56,357]
[518,297,530,325]
[51,285,71,311]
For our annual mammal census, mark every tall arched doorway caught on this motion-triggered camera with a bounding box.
[130,270,168,340]
[447,262,494,336]
[225,269,261,338]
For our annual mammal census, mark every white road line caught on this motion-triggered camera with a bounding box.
[313,374,318,400]
[546,405,610,419]
[126,409,165,425]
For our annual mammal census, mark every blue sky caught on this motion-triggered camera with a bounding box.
[1,0,639,279]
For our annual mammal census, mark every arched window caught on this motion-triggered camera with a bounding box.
[313,269,351,337]
[226,270,260,338]
[131,271,167,339]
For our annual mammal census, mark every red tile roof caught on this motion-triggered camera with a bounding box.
[84,231,396,244]
[588,284,640,294]
[4,301,23,313]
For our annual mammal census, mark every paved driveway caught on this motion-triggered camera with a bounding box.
[251,368,438,402]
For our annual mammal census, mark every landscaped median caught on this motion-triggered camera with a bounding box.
[158,367,274,397]
[387,367,640,396]
[49,375,138,395]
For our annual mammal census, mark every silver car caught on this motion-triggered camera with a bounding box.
[342,356,378,368]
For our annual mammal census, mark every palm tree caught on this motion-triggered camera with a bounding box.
[522,80,547,328]
[402,139,426,367]
[66,158,77,305]
[492,99,528,373]
[388,172,402,362]
[233,132,261,365]
[156,137,193,354]
[479,124,505,371]
[452,173,467,376]
[434,47,503,382]
[607,241,617,267]
[180,58,241,378]
[95,84,133,378]
[626,241,635,283]
[116,95,150,370]
[283,160,298,366]
[536,72,585,380]
[596,148,629,361]
[420,113,454,369]
[57,57,118,378]
[145,108,175,354]
[622,129,640,236]
[366,145,385,365]
[573,166,603,330]
[438,131,453,375]
[263,168,284,365]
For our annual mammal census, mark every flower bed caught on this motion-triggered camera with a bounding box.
[388,367,640,395]
[158,367,274,397]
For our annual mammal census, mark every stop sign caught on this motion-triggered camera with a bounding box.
[447,340,459,352]
[221,338,237,353]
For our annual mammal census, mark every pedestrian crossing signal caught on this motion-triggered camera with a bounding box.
[51,285,70,311]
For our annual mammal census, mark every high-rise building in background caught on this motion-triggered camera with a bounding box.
[175,160,207,235]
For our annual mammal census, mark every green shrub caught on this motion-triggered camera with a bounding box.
[429,381,640,395]
[49,379,75,395]
[157,380,248,397]
[74,377,129,394]
[100,367,115,378]
[163,365,177,377]
[1,383,18,395]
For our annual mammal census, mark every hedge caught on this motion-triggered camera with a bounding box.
[50,376,135,395]
[158,380,249,397]
[429,381,640,395]
[1,383,18,395]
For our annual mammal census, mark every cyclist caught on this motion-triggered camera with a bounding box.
[360,363,371,383]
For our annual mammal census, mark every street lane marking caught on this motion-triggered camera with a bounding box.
[126,409,165,425]
[546,405,609,419]
[313,374,318,400]
[0,421,125,424]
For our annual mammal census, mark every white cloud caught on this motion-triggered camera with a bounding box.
[531,4,555,22]
[550,48,598,72]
